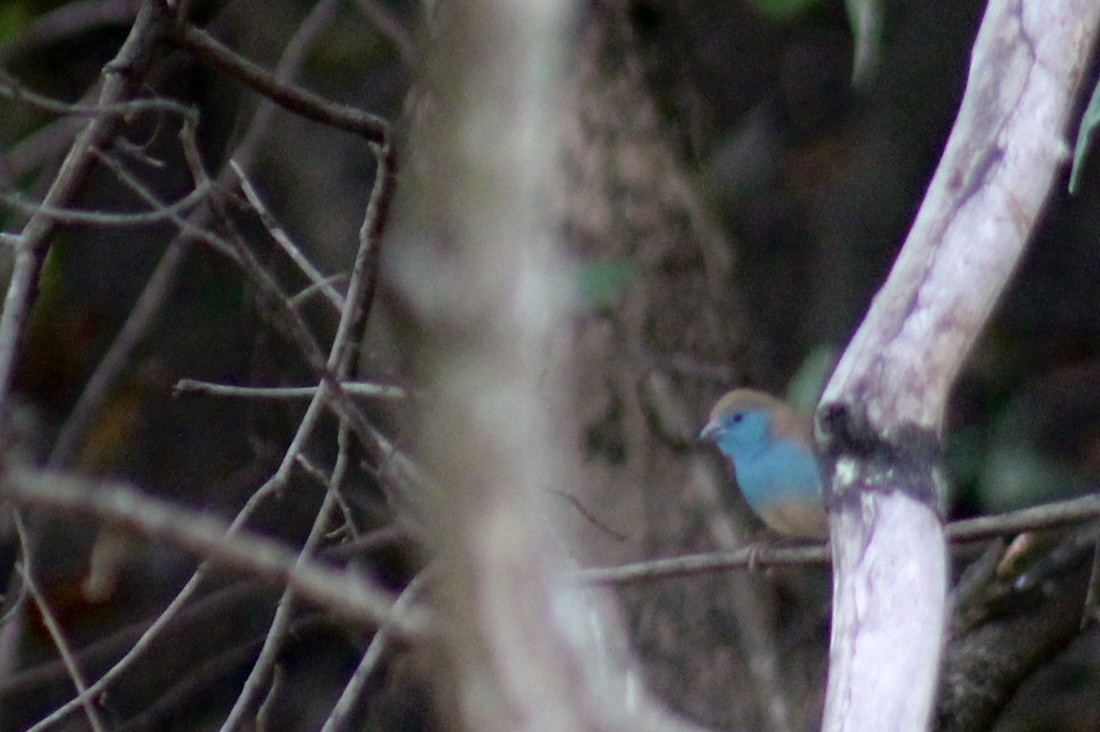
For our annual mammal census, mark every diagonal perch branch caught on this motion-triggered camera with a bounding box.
[0,467,430,638]
[818,2,1100,731]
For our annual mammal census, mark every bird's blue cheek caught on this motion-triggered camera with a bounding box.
[716,432,754,460]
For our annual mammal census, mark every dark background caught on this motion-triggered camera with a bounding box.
[0,0,1098,729]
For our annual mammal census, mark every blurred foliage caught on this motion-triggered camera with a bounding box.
[973,398,1080,513]
[745,0,882,85]
[1069,75,1100,194]
[19,243,108,411]
[784,344,837,415]
[747,0,829,20]
[0,3,31,45]
[844,0,883,86]
[577,257,634,308]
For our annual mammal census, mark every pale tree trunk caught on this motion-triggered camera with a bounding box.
[390,1,702,730]
[819,2,1100,730]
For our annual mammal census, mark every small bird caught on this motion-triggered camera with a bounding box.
[700,389,828,539]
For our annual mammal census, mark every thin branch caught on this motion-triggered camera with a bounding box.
[0,581,268,699]
[322,525,406,560]
[288,273,351,308]
[173,94,420,732]
[230,159,345,313]
[173,22,390,146]
[0,116,86,187]
[0,467,430,636]
[219,464,343,731]
[47,0,349,469]
[322,571,429,732]
[0,0,172,426]
[28,383,397,732]
[224,368,359,730]
[0,183,210,226]
[578,493,1100,585]
[225,26,387,702]
[87,145,237,258]
[945,493,1100,542]
[346,140,394,380]
[14,515,108,732]
[0,70,195,121]
[18,5,405,727]
[173,378,407,400]
[0,0,140,65]
[178,111,396,477]
[577,544,829,586]
[297,453,360,542]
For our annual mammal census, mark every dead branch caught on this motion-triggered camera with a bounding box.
[817,3,1100,730]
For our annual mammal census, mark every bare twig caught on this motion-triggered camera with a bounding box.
[0,468,429,636]
[11,4,409,728]
[178,108,399,481]
[577,492,1100,585]
[322,525,406,560]
[0,72,194,121]
[946,493,1100,542]
[27,387,401,732]
[14,515,108,732]
[295,453,356,535]
[0,0,140,65]
[578,544,830,586]
[0,182,210,226]
[0,116,87,187]
[174,378,407,400]
[288,273,351,308]
[0,0,171,426]
[172,23,390,146]
[47,0,349,469]
[219,444,345,731]
[0,580,268,699]
[168,16,407,725]
[226,294,364,731]
[322,570,429,732]
[230,160,345,312]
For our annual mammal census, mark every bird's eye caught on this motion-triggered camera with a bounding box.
[731,413,743,423]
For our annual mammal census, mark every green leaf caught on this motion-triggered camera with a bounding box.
[1069,76,1100,194]
[845,0,884,88]
[0,3,30,47]
[577,259,634,308]
[784,345,838,415]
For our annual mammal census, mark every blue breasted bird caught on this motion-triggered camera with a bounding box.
[700,389,828,539]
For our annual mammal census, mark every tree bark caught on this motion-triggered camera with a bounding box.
[818,2,1100,730]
